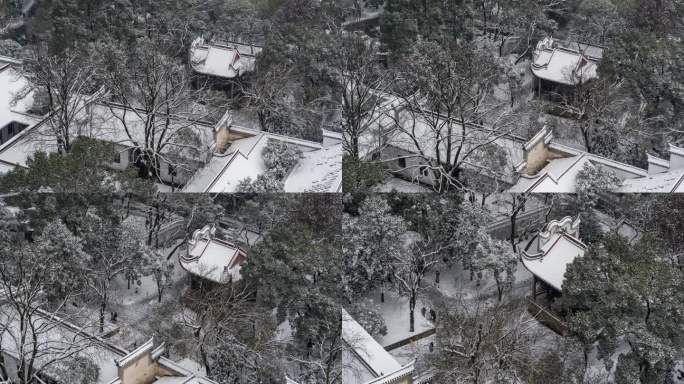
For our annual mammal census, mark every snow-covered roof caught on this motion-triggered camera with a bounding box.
[0,304,127,384]
[342,308,414,384]
[0,300,218,384]
[510,127,651,193]
[180,225,246,284]
[190,37,262,79]
[0,63,39,130]
[183,124,341,193]
[510,147,647,194]
[521,216,586,291]
[531,37,602,86]
[617,168,684,193]
[0,101,215,172]
[284,143,342,192]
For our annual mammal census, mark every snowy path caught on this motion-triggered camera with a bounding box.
[362,289,434,348]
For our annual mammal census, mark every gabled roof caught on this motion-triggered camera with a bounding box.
[182,124,341,193]
[342,308,414,384]
[510,142,647,194]
[617,169,684,193]
[531,37,602,86]
[284,143,342,193]
[189,37,262,79]
[521,217,586,291]
[510,127,665,194]
[180,225,246,284]
[0,63,37,128]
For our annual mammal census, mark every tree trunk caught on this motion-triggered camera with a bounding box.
[200,345,211,376]
[99,299,106,333]
[582,347,589,378]
[351,133,359,160]
[0,353,9,381]
[581,125,593,153]
[409,292,416,333]
[497,283,503,302]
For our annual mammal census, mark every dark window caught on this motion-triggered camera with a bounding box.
[113,151,121,163]
[168,164,177,177]
[2,121,28,138]
[421,166,430,177]
[398,158,406,168]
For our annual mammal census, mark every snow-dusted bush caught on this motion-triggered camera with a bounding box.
[349,303,388,337]
[576,162,621,206]
[236,140,301,192]
[262,139,302,179]
[236,174,284,193]
[45,356,100,384]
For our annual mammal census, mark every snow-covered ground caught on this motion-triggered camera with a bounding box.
[426,258,533,302]
[373,175,432,193]
[105,240,190,349]
[362,289,434,348]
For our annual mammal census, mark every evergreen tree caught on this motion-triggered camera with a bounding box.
[563,234,684,384]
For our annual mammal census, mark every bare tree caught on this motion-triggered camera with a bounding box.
[555,78,619,154]
[382,39,518,193]
[572,0,625,46]
[244,62,323,143]
[80,214,151,333]
[392,240,444,333]
[330,31,394,160]
[0,241,97,384]
[19,44,102,154]
[430,296,541,384]
[101,31,226,184]
[493,0,565,64]
[144,193,169,248]
[508,193,528,252]
[287,310,342,384]
[179,281,282,383]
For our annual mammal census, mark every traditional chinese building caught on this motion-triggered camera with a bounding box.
[521,216,586,335]
[531,37,603,98]
[0,298,217,384]
[510,127,684,193]
[180,224,248,287]
[189,36,262,96]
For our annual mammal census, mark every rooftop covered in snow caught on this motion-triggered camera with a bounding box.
[0,297,217,384]
[182,122,342,193]
[180,224,247,284]
[0,59,42,148]
[342,308,415,384]
[521,216,586,291]
[0,59,36,123]
[189,37,262,79]
[509,127,684,193]
[531,37,602,86]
